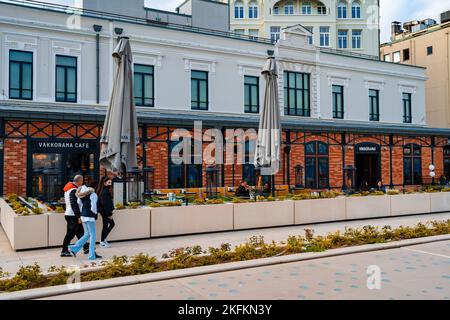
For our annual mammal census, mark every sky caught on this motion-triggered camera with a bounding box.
[42,0,450,43]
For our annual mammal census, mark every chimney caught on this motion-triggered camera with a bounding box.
[442,10,450,24]
[391,21,402,38]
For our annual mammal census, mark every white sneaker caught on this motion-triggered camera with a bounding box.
[100,241,111,248]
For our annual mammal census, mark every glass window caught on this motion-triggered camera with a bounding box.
[191,70,208,110]
[9,50,33,100]
[270,26,281,42]
[134,64,154,107]
[338,1,347,18]
[384,54,391,62]
[393,51,401,63]
[301,2,311,15]
[317,4,327,15]
[403,93,412,123]
[444,146,450,182]
[352,30,362,48]
[285,2,294,14]
[369,89,380,121]
[332,85,344,119]
[305,142,329,189]
[351,1,361,19]
[338,30,348,49]
[244,76,259,114]
[404,144,422,185]
[320,26,330,47]
[243,140,257,186]
[234,29,245,35]
[284,71,310,117]
[427,46,433,55]
[273,5,279,15]
[55,55,77,103]
[248,1,258,18]
[403,48,410,61]
[305,26,313,44]
[168,141,203,188]
[234,1,244,19]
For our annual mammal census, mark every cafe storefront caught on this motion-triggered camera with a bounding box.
[28,139,99,202]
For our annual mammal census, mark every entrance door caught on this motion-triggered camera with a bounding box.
[355,143,381,189]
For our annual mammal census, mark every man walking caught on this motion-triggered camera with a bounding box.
[61,175,89,257]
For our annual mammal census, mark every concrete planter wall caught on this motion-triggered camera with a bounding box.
[106,208,151,241]
[430,192,450,213]
[151,204,234,237]
[295,197,346,225]
[346,195,391,220]
[390,193,431,216]
[48,213,67,247]
[233,201,294,230]
[0,199,48,250]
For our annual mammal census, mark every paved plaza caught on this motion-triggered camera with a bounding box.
[41,240,450,300]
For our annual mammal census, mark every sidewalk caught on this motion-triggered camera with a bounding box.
[1,212,449,275]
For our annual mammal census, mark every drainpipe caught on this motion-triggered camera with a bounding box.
[93,25,102,105]
[389,135,394,189]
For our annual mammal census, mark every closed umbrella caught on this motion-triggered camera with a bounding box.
[100,37,139,174]
[254,56,281,195]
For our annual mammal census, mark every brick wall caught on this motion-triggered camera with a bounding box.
[3,139,27,196]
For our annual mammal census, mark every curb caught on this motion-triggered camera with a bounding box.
[1,234,449,300]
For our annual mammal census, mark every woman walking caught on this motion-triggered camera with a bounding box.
[97,176,115,248]
[68,181,102,260]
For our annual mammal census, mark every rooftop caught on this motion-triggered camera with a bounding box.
[382,20,450,47]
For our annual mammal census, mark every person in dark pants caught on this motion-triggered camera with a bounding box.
[61,175,89,257]
[97,176,115,248]
[235,180,250,197]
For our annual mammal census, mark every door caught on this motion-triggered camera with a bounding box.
[355,143,381,189]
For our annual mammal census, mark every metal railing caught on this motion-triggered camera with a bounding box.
[1,0,274,44]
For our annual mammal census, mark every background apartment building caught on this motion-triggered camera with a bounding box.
[380,11,450,129]
[227,0,380,57]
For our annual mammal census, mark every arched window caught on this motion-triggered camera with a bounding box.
[305,141,329,189]
[285,1,294,15]
[234,1,244,19]
[301,2,311,15]
[337,1,347,19]
[352,1,361,19]
[248,1,258,19]
[317,2,327,15]
[403,144,422,185]
[273,5,280,15]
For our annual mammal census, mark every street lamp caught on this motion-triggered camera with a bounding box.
[294,165,304,188]
[206,166,219,199]
[343,165,357,193]
[127,167,142,203]
[143,166,155,197]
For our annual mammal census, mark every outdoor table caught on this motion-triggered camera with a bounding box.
[181,192,196,206]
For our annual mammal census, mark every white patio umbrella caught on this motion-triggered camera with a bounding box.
[100,37,139,174]
[254,56,282,193]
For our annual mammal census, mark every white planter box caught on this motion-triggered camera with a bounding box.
[48,213,67,247]
[430,192,450,213]
[346,195,391,220]
[390,193,431,216]
[106,208,151,241]
[233,201,294,230]
[151,204,234,237]
[295,197,346,225]
[0,199,48,250]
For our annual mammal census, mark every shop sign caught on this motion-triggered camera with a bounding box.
[355,143,380,154]
[31,139,98,152]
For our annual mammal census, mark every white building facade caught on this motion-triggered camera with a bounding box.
[0,0,446,201]
[229,0,381,57]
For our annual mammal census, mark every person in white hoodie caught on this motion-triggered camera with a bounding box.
[68,181,102,261]
[61,175,89,257]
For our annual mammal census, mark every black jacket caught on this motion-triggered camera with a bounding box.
[69,189,81,218]
[98,188,114,217]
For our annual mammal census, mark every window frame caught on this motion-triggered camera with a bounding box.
[9,49,33,100]
[369,89,380,121]
[191,70,209,111]
[351,1,361,19]
[55,55,78,103]
[403,92,412,123]
[244,75,260,114]
[234,1,244,19]
[301,2,312,15]
[338,30,348,49]
[248,1,258,19]
[337,2,347,19]
[305,141,330,189]
[134,64,155,107]
[403,144,422,185]
[332,85,344,119]
[427,46,433,55]
[284,71,311,117]
[393,51,401,63]
[270,26,281,42]
[352,30,362,49]
[403,48,410,61]
[285,2,295,15]
[320,26,330,47]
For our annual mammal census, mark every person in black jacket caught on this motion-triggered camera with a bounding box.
[97,176,115,248]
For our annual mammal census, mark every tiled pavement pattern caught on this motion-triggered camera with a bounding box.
[1,212,450,276]
[43,240,450,300]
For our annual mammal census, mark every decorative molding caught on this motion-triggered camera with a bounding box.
[183,56,217,73]
[327,73,350,87]
[4,34,37,50]
[133,49,164,68]
[52,40,82,56]
[398,82,417,94]
[364,78,385,91]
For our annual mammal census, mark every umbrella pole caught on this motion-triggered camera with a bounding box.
[122,164,127,206]
[271,175,275,197]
